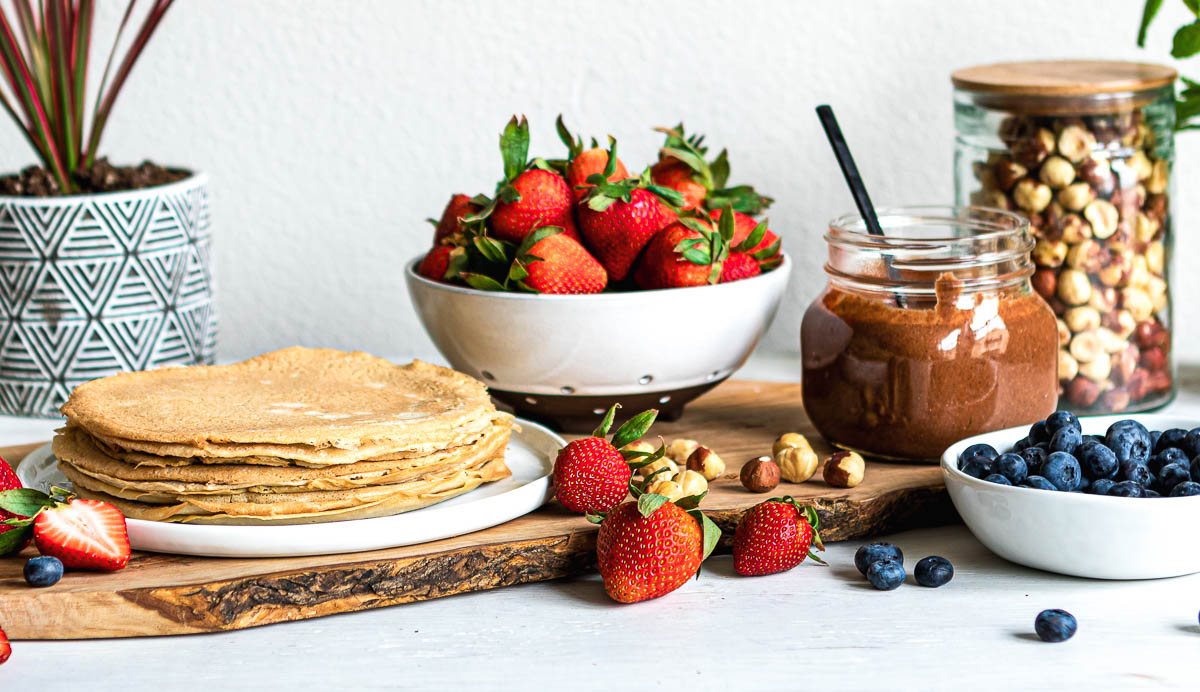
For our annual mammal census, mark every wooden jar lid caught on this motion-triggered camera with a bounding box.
[952,60,1178,114]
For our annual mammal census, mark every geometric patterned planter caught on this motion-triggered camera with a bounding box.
[0,174,216,417]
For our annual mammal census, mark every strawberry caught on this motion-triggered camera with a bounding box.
[720,252,762,283]
[417,245,464,282]
[511,227,607,294]
[553,405,657,514]
[710,208,782,270]
[733,496,826,576]
[651,124,773,215]
[0,623,9,665]
[0,457,30,556]
[491,168,578,243]
[633,213,735,289]
[596,494,720,603]
[34,496,130,571]
[431,193,478,245]
[557,115,630,200]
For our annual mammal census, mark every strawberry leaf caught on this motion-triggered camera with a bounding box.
[585,513,605,525]
[692,509,721,562]
[716,205,736,244]
[611,409,658,449]
[0,488,53,516]
[472,236,510,265]
[593,404,619,438]
[677,217,712,236]
[644,183,686,208]
[460,273,508,292]
[556,114,582,159]
[0,523,33,555]
[463,194,498,224]
[759,255,783,272]
[499,115,530,183]
[749,237,782,261]
[734,220,769,253]
[709,149,731,189]
[530,157,559,173]
[602,135,618,178]
[681,248,712,266]
[636,492,668,518]
[514,225,562,257]
[675,490,707,511]
[706,185,774,215]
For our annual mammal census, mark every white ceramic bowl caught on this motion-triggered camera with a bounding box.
[942,414,1200,580]
[406,254,791,430]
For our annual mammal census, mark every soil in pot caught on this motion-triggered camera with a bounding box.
[0,158,189,197]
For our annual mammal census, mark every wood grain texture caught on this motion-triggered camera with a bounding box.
[0,380,956,639]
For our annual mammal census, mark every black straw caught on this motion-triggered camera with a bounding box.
[816,104,885,237]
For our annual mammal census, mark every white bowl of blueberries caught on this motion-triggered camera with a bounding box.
[942,413,1200,580]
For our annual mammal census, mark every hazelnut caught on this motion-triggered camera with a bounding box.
[740,456,780,493]
[671,469,709,498]
[1063,306,1101,333]
[639,456,679,482]
[1121,287,1154,322]
[1123,151,1153,183]
[1058,350,1079,382]
[1013,178,1052,213]
[1140,346,1167,372]
[621,440,655,457]
[1039,156,1076,189]
[1112,345,1139,385]
[1056,319,1071,348]
[1032,238,1067,268]
[665,439,700,464]
[974,161,998,189]
[643,479,684,503]
[992,159,1028,191]
[1077,157,1113,189]
[686,446,726,481]
[1065,376,1102,408]
[1083,199,1118,239]
[1032,268,1057,300]
[823,450,866,488]
[970,189,1011,210]
[1145,241,1164,276]
[1148,277,1168,313]
[1144,193,1168,224]
[1096,327,1126,354]
[1057,182,1095,212]
[1101,388,1131,414]
[1134,212,1158,244]
[1056,268,1092,306]
[1012,127,1056,167]
[1111,309,1137,339]
[1088,286,1118,313]
[777,445,819,483]
[1078,353,1112,382]
[772,432,810,457]
[1096,259,1129,289]
[1127,255,1150,290]
[1058,214,1092,244]
[1133,320,1169,349]
[1146,158,1169,195]
[1056,124,1096,163]
[1065,239,1100,271]
[1069,329,1103,364]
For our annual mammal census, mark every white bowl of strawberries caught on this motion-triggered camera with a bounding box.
[407,117,789,430]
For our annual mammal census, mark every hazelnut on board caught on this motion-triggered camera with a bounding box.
[772,432,809,457]
[740,456,780,493]
[643,479,684,503]
[686,446,726,481]
[823,451,865,488]
[665,438,700,464]
[639,456,678,481]
[777,445,819,483]
[672,469,709,498]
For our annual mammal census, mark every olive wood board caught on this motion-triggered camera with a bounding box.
[0,379,955,639]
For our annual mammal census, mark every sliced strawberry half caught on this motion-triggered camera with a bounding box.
[34,497,130,571]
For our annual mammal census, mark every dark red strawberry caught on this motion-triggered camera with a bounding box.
[491,168,578,243]
[650,158,707,211]
[432,193,479,245]
[0,457,29,556]
[633,215,732,289]
[417,245,464,282]
[578,187,678,281]
[511,227,607,294]
[720,252,762,283]
[710,208,782,269]
[733,496,825,576]
[553,405,657,514]
[650,124,773,215]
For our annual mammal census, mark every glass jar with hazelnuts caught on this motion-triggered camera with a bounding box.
[952,60,1178,414]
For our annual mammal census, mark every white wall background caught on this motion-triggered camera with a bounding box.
[2,0,1197,363]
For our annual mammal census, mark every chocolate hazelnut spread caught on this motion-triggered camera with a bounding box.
[802,273,1058,461]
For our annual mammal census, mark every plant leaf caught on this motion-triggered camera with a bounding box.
[499,114,530,182]
[556,113,582,159]
[472,236,509,264]
[675,490,707,511]
[695,510,721,561]
[636,492,668,518]
[1172,21,1200,58]
[750,237,781,261]
[735,220,768,253]
[0,523,33,555]
[593,403,619,438]
[0,487,53,517]
[460,273,508,291]
[611,408,658,449]
[709,148,730,189]
[1139,0,1165,46]
[681,248,712,265]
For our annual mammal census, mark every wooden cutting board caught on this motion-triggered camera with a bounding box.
[0,380,956,639]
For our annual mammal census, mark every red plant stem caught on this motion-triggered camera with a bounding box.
[0,5,69,188]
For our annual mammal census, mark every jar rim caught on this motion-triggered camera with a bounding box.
[828,205,1029,245]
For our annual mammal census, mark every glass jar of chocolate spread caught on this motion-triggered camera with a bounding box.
[801,205,1059,462]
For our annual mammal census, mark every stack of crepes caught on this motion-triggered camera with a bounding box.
[52,347,514,525]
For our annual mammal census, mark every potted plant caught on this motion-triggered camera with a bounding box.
[0,0,214,417]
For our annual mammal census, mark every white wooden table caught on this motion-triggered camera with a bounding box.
[2,355,1198,690]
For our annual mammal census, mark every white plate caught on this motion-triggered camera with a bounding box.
[942,414,1200,580]
[17,418,561,558]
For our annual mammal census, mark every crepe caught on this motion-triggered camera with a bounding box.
[60,347,497,450]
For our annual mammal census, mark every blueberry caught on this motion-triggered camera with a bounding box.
[1182,428,1200,458]
[1076,476,1090,491]
[1149,448,1189,475]
[23,556,63,588]
[1088,478,1116,495]
[1158,463,1191,492]
[854,542,903,576]
[1049,427,1082,455]
[961,454,996,479]
[1144,488,1162,498]
[1077,442,1118,480]
[1034,609,1077,643]
[1029,420,1050,445]
[1169,481,1200,497]
[914,556,954,587]
[1191,457,1200,483]
[1045,411,1081,438]
[1041,452,1082,491]
[959,443,999,464]
[866,559,905,591]
[1150,430,1161,450]
[1108,480,1145,497]
[1019,475,1058,491]
[1119,460,1153,487]
[1019,446,1048,476]
[1155,428,1188,454]
[1012,437,1033,452]
[1086,434,1106,445]
[1106,420,1151,466]
[990,453,1026,484]
[984,473,1013,486]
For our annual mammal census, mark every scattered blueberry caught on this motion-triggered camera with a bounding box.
[1019,475,1057,491]
[1106,420,1151,466]
[961,454,996,479]
[1034,609,1077,643]
[914,556,954,587]
[23,556,63,587]
[1119,460,1153,487]
[1041,452,1082,491]
[995,453,1028,484]
[1077,442,1117,480]
[1158,463,1190,493]
[1155,428,1188,454]
[1050,426,1082,455]
[1088,478,1116,495]
[984,473,1012,486]
[1108,480,1145,497]
[854,542,903,577]
[1170,481,1200,497]
[1029,420,1050,445]
[960,443,999,463]
[1044,411,1080,437]
[866,559,905,591]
